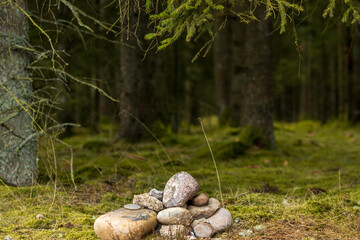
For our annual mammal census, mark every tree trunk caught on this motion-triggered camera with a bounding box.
[241,7,275,149]
[230,17,245,125]
[352,25,360,123]
[0,0,38,186]
[214,17,231,125]
[168,43,183,133]
[118,4,162,141]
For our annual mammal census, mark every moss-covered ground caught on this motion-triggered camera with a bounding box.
[1,119,360,239]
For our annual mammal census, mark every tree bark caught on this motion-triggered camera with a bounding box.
[230,16,245,125]
[241,7,275,149]
[118,4,162,141]
[0,0,38,186]
[352,25,360,123]
[214,17,231,125]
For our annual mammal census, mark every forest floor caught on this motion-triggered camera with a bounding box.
[1,119,360,239]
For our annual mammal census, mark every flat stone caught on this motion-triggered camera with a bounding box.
[148,188,163,201]
[188,198,221,219]
[124,203,141,210]
[133,193,163,212]
[163,172,200,208]
[159,225,188,239]
[193,222,214,238]
[192,193,209,206]
[157,207,192,225]
[207,208,232,234]
[94,208,157,240]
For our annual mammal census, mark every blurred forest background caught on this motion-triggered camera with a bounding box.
[31,1,360,136]
[2,0,360,239]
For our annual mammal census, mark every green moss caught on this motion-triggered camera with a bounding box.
[229,204,276,221]
[305,199,332,215]
[2,120,360,238]
[82,138,110,152]
[100,192,123,203]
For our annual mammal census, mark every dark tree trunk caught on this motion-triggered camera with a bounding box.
[352,25,360,123]
[230,17,245,125]
[168,43,183,133]
[214,17,231,125]
[118,4,163,141]
[329,52,337,117]
[241,7,275,149]
[320,37,327,123]
[0,0,38,186]
[300,37,312,120]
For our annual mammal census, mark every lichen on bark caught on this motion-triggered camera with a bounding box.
[0,0,38,186]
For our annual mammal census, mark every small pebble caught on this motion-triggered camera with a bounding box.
[4,237,13,240]
[124,203,141,210]
[192,193,209,206]
[239,229,253,237]
[253,224,265,231]
[36,214,45,219]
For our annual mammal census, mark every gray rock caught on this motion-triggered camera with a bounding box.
[124,203,141,210]
[159,225,188,239]
[190,217,206,229]
[157,207,192,225]
[193,222,214,238]
[94,208,157,240]
[188,198,221,219]
[207,208,232,234]
[192,193,209,206]
[148,188,163,201]
[163,172,200,208]
[4,237,13,240]
[133,193,163,212]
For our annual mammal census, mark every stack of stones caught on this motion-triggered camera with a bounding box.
[94,171,232,239]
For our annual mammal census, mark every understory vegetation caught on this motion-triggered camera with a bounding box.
[1,119,360,239]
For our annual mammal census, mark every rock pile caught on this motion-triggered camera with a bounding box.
[94,171,232,239]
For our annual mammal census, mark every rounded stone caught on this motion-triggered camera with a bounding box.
[193,222,214,238]
[124,203,141,210]
[207,208,232,233]
[188,198,221,219]
[133,193,163,212]
[157,207,192,225]
[159,225,188,239]
[94,208,157,240]
[192,193,209,206]
[163,171,200,208]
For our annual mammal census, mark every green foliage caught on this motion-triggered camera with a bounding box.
[146,0,303,51]
[322,0,360,24]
